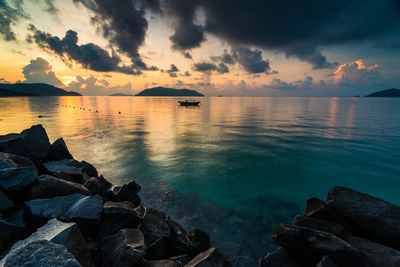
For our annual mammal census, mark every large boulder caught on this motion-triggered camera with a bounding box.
[327,186,400,250]
[0,152,37,192]
[140,208,171,246]
[3,240,81,267]
[24,174,91,200]
[185,248,232,267]
[112,180,141,206]
[43,159,98,182]
[259,247,307,267]
[0,218,22,252]
[0,189,13,211]
[99,229,147,267]
[347,235,400,267]
[45,138,73,162]
[188,227,210,256]
[99,201,143,237]
[167,217,193,255]
[272,223,371,266]
[0,125,51,160]
[1,219,92,267]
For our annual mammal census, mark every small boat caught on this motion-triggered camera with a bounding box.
[178,100,200,106]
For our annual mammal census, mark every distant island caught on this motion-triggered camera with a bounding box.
[109,93,134,96]
[365,88,400,97]
[0,83,81,97]
[135,86,204,96]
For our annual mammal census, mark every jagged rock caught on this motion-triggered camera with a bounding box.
[272,223,371,266]
[185,248,231,267]
[3,240,81,267]
[112,180,141,206]
[169,255,191,266]
[188,227,210,255]
[1,219,92,267]
[0,217,22,251]
[137,260,181,267]
[99,201,143,236]
[316,256,337,267]
[45,138,73,161]
[292,215,352,240]
[99,229,147,267]
[0,125,51,160]
[347,235,400,267]
[24,174,91,200]
[0,188,13,211]
[43,159,98,182]
[327,186,400,250]
[26,193,103,230]
[0,152,37,192]
[167,217,193,255]
[84,175,111,196]
[259,247,307,267]
[145,238,170,260]
[305,197,355,233]
[140,208,171,245]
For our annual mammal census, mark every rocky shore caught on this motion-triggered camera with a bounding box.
[1,125,400,267]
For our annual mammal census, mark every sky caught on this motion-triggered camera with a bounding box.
[0,0,399,96]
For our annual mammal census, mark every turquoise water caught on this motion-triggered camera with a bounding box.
[1,96,400,265]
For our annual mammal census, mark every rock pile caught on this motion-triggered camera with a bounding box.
[0,125,231,267]
[260,186,400,267]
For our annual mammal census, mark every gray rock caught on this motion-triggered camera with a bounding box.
[137,260,181,267]
[45,138,73,161]
[185,248,232,267]
[99,201,143,236]
[259,247,307,267]
[24,174,91,200]
[292,215,352,240]
[188,227,210,256]
[43,159,97,181]
[0,189,13,211]
[4,240,81,267]
[99,229,147,267]
[112,180,141,206]
[167,217,193,255]
[0,152,37,192]
[1,219,92,267]
[327,186,400,250]
[0,218,22,251]
[140,208,171,245]
[0,125,51,160]
[348,235,400,267]
[84,175,111,196]
[316,256,338,267]
[272,223,371,266]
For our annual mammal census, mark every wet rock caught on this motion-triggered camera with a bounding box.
[0,188,13,211]
[0,125,51,160]
[3,240,81,267]
[347,235,400,267]
[259,247,307,267]
[170,255,191,266]
[24,174,91,200]
[145,238,170,260]
[0,152,37,192]
[140,208,171,245]
[327,186,400,250]
[112,180,141,206]
[185,247,232,267]
[188,227,210,255]
[316,256,337,267]
[0,217,22,251]
[53,171,78,183]
[45,138,73,162]
[272,223,371,266]
[292,215,352,240]
[1,218,92,267]
[81,161,98,178]
[43,159,98,182]
[167,217,193,255]
[99,229,147,267]
[137,260,181,267]
[99,201,143,236]
[84,175,111,196]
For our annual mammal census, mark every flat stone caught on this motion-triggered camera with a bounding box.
[259,247,307,267]
[185,247,232,267]
[0,152,37,192]
[272,223,371,266]
[45,138,73,162]
[140,208,171,246]
[3,240,81,267]
[0,218,22,252]
[24,174,91,200]
[1,219,92,267]
[99,229,147,267]
[327,186,400,250]
[43,159,97,180]
[0,189,13,211]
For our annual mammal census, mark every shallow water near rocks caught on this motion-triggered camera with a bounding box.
[1,96,400,265]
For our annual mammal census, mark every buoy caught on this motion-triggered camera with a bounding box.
[38,115,43,118]
[119,111,121,114]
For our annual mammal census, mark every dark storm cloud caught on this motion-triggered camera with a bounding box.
[72,0,159,71]
[167,64,179,77]
[217,63,229,74]
[183,52,193,59]
[232,47,274,74]
[0,0,26,41]
[164,0,400,69]
[28,25,144,75]
[193,62,229,74]
[210,50,234,64]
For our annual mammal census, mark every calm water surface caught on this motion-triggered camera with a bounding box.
[1,96,399,265]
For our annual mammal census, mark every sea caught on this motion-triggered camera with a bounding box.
[1,96,399,266]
